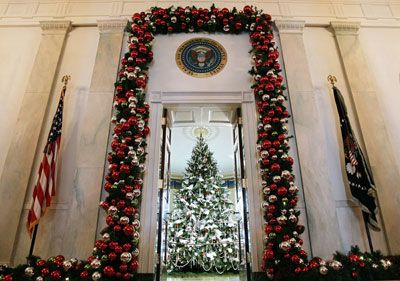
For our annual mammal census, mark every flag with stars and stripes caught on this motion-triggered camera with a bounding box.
[27,88,65,235]
[332,86,380,231]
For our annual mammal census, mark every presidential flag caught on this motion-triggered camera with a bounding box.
[27,88,65,235]
[332,86,380,231]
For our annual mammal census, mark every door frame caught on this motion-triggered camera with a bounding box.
[138,91,264,276]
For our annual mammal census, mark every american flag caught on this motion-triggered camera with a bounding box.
[27,88,65,235]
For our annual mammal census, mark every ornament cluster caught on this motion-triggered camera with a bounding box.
[1,5,399,281]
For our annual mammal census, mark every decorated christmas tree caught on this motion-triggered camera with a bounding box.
[167,136,239,274]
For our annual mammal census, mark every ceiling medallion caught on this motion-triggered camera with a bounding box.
[176,37,227,78]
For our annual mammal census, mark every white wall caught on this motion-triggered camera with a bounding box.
[148,33,252,93]
[359,27,400,176]
[0,27,41,173]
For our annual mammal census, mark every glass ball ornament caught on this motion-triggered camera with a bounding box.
[62,260,72,271]
[279,241,291,252]
[90,259,101,269]
[107,206,118,215]
[120,252,132,263]
[132,248,139,257]
[277,215,287,225]
[319,265,328,275]
[126,192,134,200]
[36,277,44,281]
[330,260,343,270]
[102,233,110,242]
[119,216,130,225]
[92,271,101,280]
[268,195,277,203]
[24,266,34,277]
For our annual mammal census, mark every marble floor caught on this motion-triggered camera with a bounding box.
[167,275,240,281]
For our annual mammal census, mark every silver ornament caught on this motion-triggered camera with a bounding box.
[121,252,132,263]
[329,260,343,270]
[107,206,118,215]
[268,195,277,203]
[132,248,140,257]
[24,266,34,277]
[279,241,291,251]
[92,271,101,280]
[120,216,130,225]
[126,192,134,200]
[319,265,328,275]
[36,277,43,281]
[62,260,72,271]
[90,258,101,269]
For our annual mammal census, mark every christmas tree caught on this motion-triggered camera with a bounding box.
[167,136,239,274]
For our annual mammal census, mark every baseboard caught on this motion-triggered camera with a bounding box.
[136,273,155,281]
[252,272,266,281]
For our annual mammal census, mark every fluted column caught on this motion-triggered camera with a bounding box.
[331,21,399,253]
[0,20,71,264]
[276,20,343,258]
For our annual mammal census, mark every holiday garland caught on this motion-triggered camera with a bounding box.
[1,5,399,281]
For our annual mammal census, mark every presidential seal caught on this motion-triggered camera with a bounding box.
[176,38,227,78]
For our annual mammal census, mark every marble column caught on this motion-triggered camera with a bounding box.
[0,21,71,265]
[331,21,399,253]
[79,19,126,244]
[275,20,343,258]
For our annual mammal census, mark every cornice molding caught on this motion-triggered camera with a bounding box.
[331,21,361,35]
[275,20,306,34]
[39,20,71,34]
[97,19,128,34]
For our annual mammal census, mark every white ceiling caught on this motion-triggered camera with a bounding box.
[168,105,237,177]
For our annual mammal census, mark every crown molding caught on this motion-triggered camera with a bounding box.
[39,20,71,34]
[275,20,306,34]
[331,21,361,35]
[97,18,128,33]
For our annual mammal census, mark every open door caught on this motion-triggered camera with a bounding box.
[233,108,251,281]
[156,108,172,281]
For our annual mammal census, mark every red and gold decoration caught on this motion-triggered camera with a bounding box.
[1,5,399,281]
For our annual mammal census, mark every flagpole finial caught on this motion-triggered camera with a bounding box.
[61,75,71,98]
[327,75,337,86]
[62,75,71,87]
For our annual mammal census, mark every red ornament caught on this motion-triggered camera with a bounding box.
[294,267,302,274]
[271,163,280,172]
[36,259,46,267]
[120,263,128,272]
[80,271,89,279]
[123,225,134,236]
[50,270,61,280]
[277,187,287,196]
[41,267,50,276]
[351,271,358,279]
[103,265,116,277]
[291,255,300,264]
[130,260,139,271]
[108,252,117,261]
[265,249,274,260]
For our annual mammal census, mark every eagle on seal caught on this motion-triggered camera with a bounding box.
[190,46,214,67]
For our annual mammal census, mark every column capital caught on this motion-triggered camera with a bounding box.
[97,19,128,34]
[331,21,361,35]
[39,20,71,35]
[275,20,305,34]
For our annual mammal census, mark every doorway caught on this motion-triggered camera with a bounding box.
[156,104,250,281]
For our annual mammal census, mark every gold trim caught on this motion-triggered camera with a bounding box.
[175,37,227,78]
